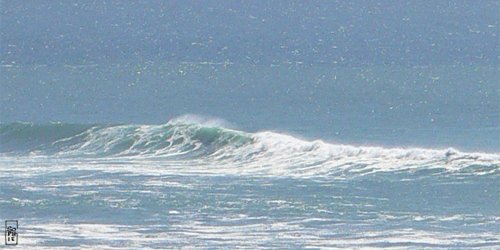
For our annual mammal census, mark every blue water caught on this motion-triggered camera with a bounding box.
[1,63,498,152]
[1,0,499,248]
[0,121,499,248]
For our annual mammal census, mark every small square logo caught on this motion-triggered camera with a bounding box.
[5,220,18,245]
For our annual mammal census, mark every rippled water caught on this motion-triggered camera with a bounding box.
[0,120,498,248]
[1,1,498,247]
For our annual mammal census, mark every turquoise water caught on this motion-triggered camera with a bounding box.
[0,121,499,248]
[1,63,498,151]
[1,62,499,249]
[1,0,499,248]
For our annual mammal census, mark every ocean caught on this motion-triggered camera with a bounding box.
[1,63,499,248]
[1,0,499,249]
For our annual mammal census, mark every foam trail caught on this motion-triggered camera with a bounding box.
[0,120,498,178]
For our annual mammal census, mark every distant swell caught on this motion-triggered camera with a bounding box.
[1,120,499,177]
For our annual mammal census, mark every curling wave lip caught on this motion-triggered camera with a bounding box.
[1,120,498,178]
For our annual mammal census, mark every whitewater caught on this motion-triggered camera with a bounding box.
[2,118,499,178]
[2,0,499,248]
[1,117,499,248]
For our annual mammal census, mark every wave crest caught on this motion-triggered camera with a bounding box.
[1,121,498,177]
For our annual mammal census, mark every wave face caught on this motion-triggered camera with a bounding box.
[0,121,251,157]
[1,121,499,177]
[1,119,500,248]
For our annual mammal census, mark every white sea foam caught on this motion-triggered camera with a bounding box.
[16,219,500,249]
[1,121,498,178]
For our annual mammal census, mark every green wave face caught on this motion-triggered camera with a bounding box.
[1,121,498,178]
[0,122,94,154]
[0,122,253,158]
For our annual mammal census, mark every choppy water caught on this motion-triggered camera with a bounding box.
[0,119,499,248]
[1,62,498,248]
[1,0,499,248]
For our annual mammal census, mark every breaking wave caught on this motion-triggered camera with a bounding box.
[1,119,499,177]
